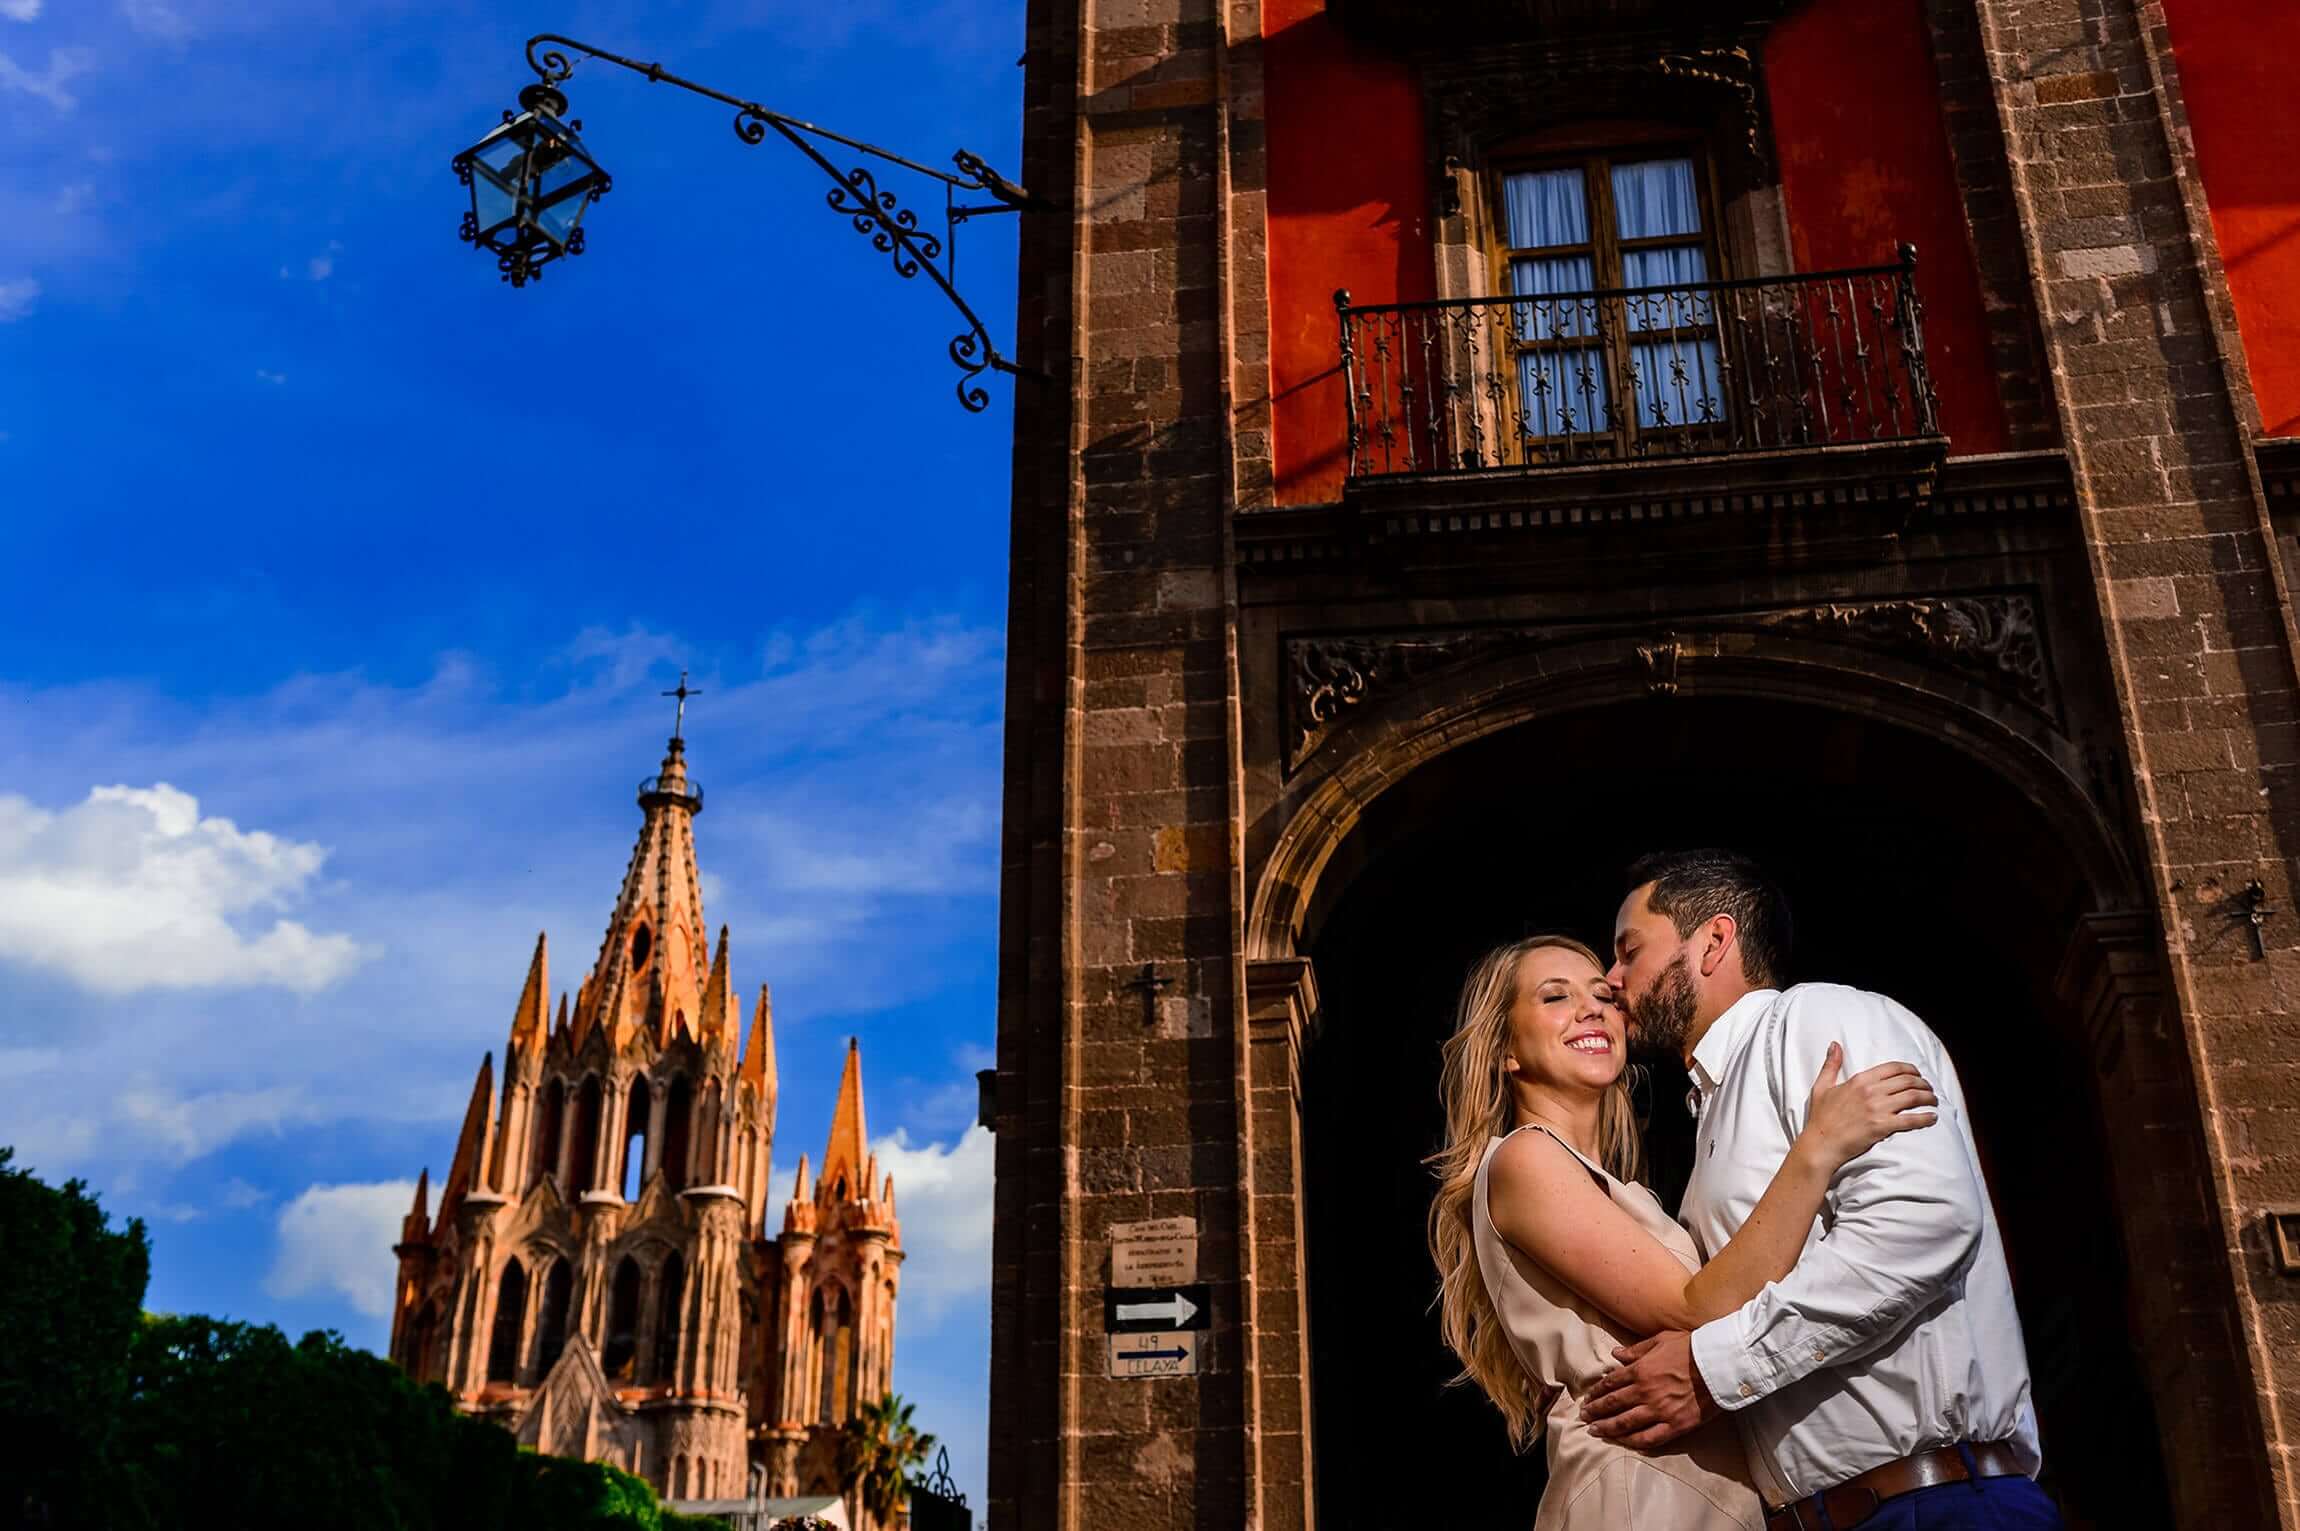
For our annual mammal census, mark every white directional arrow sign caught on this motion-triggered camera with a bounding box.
[1115,1292,1198,1327]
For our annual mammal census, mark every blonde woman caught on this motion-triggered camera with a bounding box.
[1428,935,1937,1528]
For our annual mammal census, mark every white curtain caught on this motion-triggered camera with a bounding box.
[1518,350,1611,441]
[1503,167,1589,248]
[1628,338,1724,426]
[1610,157,1700,239]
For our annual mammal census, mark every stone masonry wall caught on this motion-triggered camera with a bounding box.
[1977,0,2300,1520]
[988,0,1273,1525]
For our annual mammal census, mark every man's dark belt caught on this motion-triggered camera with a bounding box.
[1762,1441,2025,1531]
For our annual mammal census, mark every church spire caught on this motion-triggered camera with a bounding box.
[819,1037,869,1203]
[739,984,778,1114]
[436,1052,495,1224]
[573,724,711,1053]
[509,933,548,1054]
[400,1168,431,1245]
[697,925,739,1048]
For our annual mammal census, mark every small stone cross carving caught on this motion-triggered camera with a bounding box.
[1124,962,1174,1025]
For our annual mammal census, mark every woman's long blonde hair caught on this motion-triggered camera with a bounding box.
[1426,934,1645,1448]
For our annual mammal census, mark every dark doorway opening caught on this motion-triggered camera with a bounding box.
[1301,697,2164,1531]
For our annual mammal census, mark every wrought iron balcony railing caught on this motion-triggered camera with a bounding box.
[1336,248,1941,482]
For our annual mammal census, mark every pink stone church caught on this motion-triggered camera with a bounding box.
[387,733,902,1525]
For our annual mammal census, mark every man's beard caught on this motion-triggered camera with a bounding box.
[1628,949,1698,1055]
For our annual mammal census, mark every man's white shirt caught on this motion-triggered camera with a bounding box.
[1678,983,2043,1504]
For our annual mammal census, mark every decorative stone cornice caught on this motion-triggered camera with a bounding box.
[1427,37,1770,180]
[1284,592,2052,768]
[1747,595,2048,709]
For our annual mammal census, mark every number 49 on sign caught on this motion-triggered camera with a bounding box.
[1107,1330,1199,1379]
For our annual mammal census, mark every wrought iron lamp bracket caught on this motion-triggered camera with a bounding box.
[520,33,1047,412]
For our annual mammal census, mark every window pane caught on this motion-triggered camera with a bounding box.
[1502,167,1589,249]
[1621,244,1709,292]
[1517,348,1611,439]
[1620,247,1715,331]
[1628,338,1726,427]
[1510,255,1596,340]
[1611,157,1702,239]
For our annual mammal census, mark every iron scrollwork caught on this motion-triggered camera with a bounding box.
[502,32,1046,412]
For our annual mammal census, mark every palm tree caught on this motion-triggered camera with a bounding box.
[838,1392,936,1527]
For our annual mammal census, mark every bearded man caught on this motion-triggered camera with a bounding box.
[1584,849,2062,1531]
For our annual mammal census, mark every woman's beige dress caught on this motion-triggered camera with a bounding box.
[1472,1124,1764,1529]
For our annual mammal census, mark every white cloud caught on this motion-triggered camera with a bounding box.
[280,241,340,283]
[255,369,286,385]
[118,0,189,40]
[0,0,40,23]
[0,611,1002,1212]
[870,1126,993,1327]
[220,1177,269,1210]
[0,783,372,995]
[0,279,38,323]
[267,1180,414,1318]
[118,1081,312,1159]
[0,46,91,111]
[53,182,92,216]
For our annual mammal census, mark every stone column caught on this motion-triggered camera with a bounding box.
[1977,1,2300,1518]
[1244,957,1318,1531]
[594,1079,626,1200]
[987,0,1257,1521]
[645,1080,669,1185]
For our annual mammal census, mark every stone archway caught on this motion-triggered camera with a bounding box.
[1238,648,2220,1531]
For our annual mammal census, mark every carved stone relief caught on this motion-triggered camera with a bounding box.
[1283,592,2054,770]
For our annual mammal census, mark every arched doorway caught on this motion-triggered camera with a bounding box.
[1294,696,2168,1531]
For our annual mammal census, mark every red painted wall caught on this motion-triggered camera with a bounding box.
[2164,0,2300,437]
[1765,0,2010,455]
[1262,0,2011,505]
[1264,0,1431,505]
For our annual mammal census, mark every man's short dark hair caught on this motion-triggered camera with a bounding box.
[1624,849,1792,988]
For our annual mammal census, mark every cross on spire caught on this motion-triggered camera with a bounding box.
[663,670,703,741]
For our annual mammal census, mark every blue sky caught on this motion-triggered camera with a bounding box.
[0,0,1022,1512]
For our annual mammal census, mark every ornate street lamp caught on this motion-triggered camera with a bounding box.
[452,82,610,289]
[452,35,1042,411]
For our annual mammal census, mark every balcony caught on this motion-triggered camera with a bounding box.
[1330,252,1948,543]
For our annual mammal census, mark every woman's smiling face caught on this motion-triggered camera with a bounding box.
[1504,944,1628,1095]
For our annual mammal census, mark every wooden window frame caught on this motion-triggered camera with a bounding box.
[1485,140,1731,457]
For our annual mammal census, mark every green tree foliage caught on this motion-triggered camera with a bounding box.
[0,1145,152,1529]
[837,1393,935,1526]
[0,1147,723,1531]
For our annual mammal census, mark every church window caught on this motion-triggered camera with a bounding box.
[630,923,652,973]
[621,1076,652,1201]
[402,1300,438,1378]
[570,1075,603,1194]
[696,1079,722,1185]
[662,1074,694,1193]
[812,1290,833,1423]
[603,1255,643,1381]
[818,1288,853,1423]
[652,1251,685,1385]
[535,1257,573,1374]
[486,1258,527,1383]
[532,1077,564,1190]
[1490,148,1724,453]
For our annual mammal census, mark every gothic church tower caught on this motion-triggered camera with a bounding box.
[387,732,900,1516]
[759,1038,905,1501]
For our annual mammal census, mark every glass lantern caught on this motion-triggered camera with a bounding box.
[451,83,610,287]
